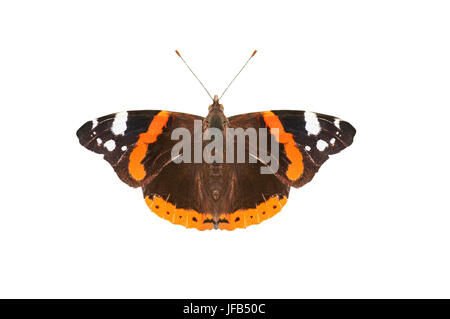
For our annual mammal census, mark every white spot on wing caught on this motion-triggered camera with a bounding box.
[330,138,336,145]
[104,139,116,151]
[121,145,127,151]
[316,139,328,151]
[96,138,102,145]
[334,119,341,129]
[112,111,128,136]
[305,145,311,151]
[91,119,98,129]
[304,111,321,135]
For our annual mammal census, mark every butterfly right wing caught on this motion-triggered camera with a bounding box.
[76,110,203,188]
[228,110,356,188]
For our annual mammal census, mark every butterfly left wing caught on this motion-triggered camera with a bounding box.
[76,110,203,188]
[228,110,356,188]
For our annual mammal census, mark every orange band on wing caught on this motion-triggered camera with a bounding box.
[128,111,170,181]
[219,195,288,230]
[263,111,303,181]
[145,195,214,231]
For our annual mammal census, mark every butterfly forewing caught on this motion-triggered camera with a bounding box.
[76,110,203,187]
[228,110,356,188]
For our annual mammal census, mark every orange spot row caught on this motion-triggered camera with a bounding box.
[128,111,170,181]
[219,196,288,230]
[145,195,214,231]
[262,111,304,181]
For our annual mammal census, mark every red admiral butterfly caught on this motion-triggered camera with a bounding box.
[77,51,356,230]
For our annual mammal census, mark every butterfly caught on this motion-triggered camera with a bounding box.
[76,51,356,231]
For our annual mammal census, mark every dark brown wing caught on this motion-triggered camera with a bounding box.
[142,160,290,231]
[216,162,290,230]
[76,110,203,188]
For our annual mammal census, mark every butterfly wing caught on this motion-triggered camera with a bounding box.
[142,159,291,231]
[228,110,356,188]
[216,162,290,230]
[76,110,203,188]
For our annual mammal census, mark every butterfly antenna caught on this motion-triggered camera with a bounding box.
[175,50,213,101]
[219,50,257,100]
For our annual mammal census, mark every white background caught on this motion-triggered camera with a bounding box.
[0,0,449,298]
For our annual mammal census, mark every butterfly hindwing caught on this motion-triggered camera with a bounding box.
[76,110,203,188]
[142,160,290,230]
[228,110,356,188]
[217,162,290,230]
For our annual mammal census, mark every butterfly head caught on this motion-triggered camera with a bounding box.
[205,95,227,130]
[208,95,224,112]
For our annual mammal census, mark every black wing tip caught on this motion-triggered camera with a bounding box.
[339,120,357,146]
[76,120,95,145]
